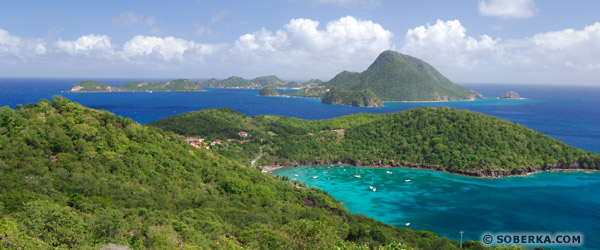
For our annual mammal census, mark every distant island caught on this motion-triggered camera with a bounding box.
[292,50,484,107]
[500,91,521,99]
[258,86,280,96]
[70,79,204,92]
[197,75,307,89]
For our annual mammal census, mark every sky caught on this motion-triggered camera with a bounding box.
[0,0,599,85]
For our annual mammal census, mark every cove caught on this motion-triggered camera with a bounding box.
[271,166,600,249]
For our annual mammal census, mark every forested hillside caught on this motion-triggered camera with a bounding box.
[150,107,599,176]
[0,97,501,249]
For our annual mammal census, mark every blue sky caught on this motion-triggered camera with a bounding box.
[1,0,599,85]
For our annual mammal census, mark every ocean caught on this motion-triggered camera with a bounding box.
[1,77,599,249]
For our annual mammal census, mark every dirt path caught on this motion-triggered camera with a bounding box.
[251,146,263,168]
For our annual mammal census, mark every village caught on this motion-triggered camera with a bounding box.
[184,131,250,150]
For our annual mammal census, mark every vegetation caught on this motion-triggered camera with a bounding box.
[322,88,383,107]
[150,107,600,176]
[259,86,281,96]
[196,75,302,89]
[119,79,203,92]
[70,79,204,92]
[288,86,329,98]
[70,81,120,92]
[0,97,507,249]
[292,50,483,104]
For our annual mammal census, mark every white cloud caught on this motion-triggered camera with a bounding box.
[0,29,46,62]
[231,16,393,76]
[479,0,536,18]
[315,0,380,8]
[401,20,501,69]
[56,34,113,56]
[400,19,600,84]
[121,35,220,63]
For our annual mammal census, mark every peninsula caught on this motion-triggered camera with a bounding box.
[150,107,599,178]
[197,75,302,89]
[70,79,204,92]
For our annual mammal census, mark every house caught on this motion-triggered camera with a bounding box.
[204,146,210,150]
[237,131,248,137]
[185,138,205,143]
[227,138,236,142]
[214,139,222,144]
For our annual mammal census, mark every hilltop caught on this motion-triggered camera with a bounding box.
[150,107,599,177]
[197,75,302,89]
[70,79,204,92]
[295,50,483,106]
[0,97,488,249]
[258,86,280,96]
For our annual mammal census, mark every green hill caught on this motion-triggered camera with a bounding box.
[293,50,483,106]
[251,75,287,86]
[70,80,121,92]
[258,86,280,96]
[70,79,204,92]
[0,97,493,249]
[120,79,203,92]
[322,87,383,107]
[150,107,599,177]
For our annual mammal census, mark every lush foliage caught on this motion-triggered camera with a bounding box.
[197,75,301,89]
[322,87,383,107]
[0,97,494,249]
[71,79,204,92]
[151,107,600,175]
[71,81,117,92]
[258,86,281,96]
[294,50,483,102]
[120,79,203,92]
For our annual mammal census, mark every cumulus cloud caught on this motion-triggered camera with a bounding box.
[315,0,380,8]
[479,0,536,18]
[56,35,114,56]
[0,29,46,62]
[231,16,393,76]
[121,35,223,64]
[400,19,600,83]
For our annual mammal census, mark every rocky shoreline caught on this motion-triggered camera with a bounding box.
[261,158,597,178]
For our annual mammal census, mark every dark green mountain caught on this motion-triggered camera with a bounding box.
[70,79,204,92]
[1,97,489,249]
[150,107,599,177]
[322,50,483,102]
[258,86,280,96]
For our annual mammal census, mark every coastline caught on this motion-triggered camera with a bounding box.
[261,159,598,178]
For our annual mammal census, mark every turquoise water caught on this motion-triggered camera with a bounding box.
[272,166,600,249]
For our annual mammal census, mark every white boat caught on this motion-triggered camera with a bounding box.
[386,171,392,174]
[405,223,410,226]
[312,176,318,179]
[353,168,361,178]
[294,174,298,177]
[405,179,411,182]
[369,171,376,191]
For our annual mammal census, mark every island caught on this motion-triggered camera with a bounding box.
[500,91,521,99]
[291,50,484,107]
[70,79,204,92]
[0,97,483,249]
[258,86,280,96]
[197,75,302,89]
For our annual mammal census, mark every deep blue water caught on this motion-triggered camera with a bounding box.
[1,77,600,248]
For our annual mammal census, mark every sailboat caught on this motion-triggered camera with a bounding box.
[369,170,376,192]
[386,170,392,174]
[353,167,361,178]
